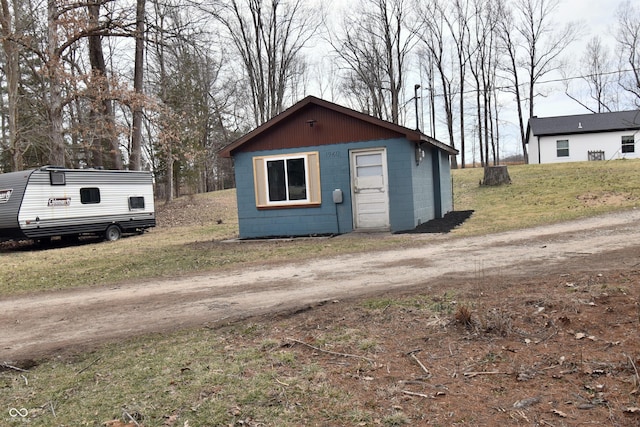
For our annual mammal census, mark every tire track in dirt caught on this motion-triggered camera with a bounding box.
[3,209,640,362]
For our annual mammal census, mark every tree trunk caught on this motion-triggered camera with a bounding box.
[130,0,145,171]
[481,165,511,186]
[87,0,121,170]
[47,0,66,167]
[0,0,21,171]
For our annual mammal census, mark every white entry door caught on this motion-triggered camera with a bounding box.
[350,148,389,230]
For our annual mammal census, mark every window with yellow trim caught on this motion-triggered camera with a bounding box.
[253,152,321,208]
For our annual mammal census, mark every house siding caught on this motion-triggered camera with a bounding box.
[234,137,450,238]
[410,146,435,227]
[234,104,406,153]
[528,130,640,164]
[439,151,453,213]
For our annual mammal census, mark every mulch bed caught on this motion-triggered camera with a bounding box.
[395,210,474,234]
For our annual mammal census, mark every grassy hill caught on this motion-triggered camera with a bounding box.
[452,159,640,235]
[2,159,640,296]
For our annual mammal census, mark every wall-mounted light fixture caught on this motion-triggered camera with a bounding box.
[415,143,426,166]
[306,119,317,128]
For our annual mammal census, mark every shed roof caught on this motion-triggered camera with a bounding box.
[527,110,640,141]
[219,96,457,157]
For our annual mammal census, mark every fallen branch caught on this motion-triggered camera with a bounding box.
[76,357,101,375]
[402,390,431,398]
[287,338,374,363]
[407,351,431,377]
[1,362,28,373]
[274,377,289,387]
[627,354,640,385]
[463,371,510,378]
[122,410,140,426]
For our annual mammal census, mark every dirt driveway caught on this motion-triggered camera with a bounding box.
[3,209,640,364]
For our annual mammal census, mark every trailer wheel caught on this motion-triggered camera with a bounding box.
[105,225,122,241]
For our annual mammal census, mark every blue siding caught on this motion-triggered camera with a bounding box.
[439,150,454,213]
[234,138,452,238]
[387,141,418,232]
[410,146,436,228]
[235,143,357,239]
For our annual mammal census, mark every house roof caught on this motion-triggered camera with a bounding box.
[219,96,458,157]
[527,110,640,142]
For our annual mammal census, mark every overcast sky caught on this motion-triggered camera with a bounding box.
[535,0,623,117]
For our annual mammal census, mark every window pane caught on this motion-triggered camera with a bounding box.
[356,153,382,166]
[622,136,635,153]
[557,140,569,157]
[129,196,145,210]
[357,165,383,177]
[286,158,307,200]
[80,187,100,204]
[267,160,286,201]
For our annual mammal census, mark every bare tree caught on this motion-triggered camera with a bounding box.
[498,0,578,163]
[147,0,236,198]
[205,0,322,127]
[496,0,525,161]
[468,0,501,167]
[417,0,458,168]
[87,0,122,169]
[442,0,472,167]
[15,0,136,167]
[129,0,145,170]
[332,0,417,125]
[616,0,640,106]
[564,36,618,113]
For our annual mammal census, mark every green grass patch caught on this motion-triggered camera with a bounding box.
[452,159,640,235]
[1,327,356,426]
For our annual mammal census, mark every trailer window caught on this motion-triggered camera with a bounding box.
[80,187,101,204]
[129,196,145,210]
[50,171,65,185]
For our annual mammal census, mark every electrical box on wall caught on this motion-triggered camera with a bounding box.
[332,189,343,204]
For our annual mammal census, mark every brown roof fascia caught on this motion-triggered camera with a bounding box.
[219,95,456,157]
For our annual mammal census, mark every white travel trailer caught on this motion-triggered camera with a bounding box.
[0,166,155,242]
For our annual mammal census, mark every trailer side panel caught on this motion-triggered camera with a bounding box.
[0,170,34,240]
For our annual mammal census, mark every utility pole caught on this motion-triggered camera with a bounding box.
[414,84,421,131]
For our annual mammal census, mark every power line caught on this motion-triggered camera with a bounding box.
[422,68,638,97]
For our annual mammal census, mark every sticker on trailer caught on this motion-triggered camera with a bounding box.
[48,197,71,207]
[0,189,12,203]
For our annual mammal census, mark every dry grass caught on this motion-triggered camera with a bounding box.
[2,160,640,426]
[3,159,640,297]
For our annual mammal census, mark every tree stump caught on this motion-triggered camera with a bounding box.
[482,165,511,186]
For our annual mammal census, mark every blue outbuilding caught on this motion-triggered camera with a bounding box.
[219,96,458,239]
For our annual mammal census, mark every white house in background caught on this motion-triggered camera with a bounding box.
[526,110,640,164]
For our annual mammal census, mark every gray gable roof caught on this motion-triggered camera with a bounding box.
[528,110,640,139]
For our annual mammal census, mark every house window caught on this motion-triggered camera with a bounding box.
[253,152,321,208]
[129,196,145,210]
[267,157,307,202]
[556,140,569,157]
[80,187,100,204]
[622,135,635,153]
